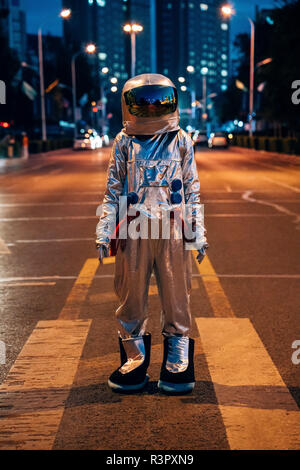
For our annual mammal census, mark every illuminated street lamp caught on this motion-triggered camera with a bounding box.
[178,77,185,83]
[72,43,96,139]
[186,65,195,74]
[221,4,234,17]
[111,86,118,93]
[110,77,118,84]
[180,85,187,92]
[59,8,71,19]
[123,23,143,77]
[101,67,109,74]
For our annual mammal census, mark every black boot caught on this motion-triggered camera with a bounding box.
[108,333,151,391]
[158,336,195,393]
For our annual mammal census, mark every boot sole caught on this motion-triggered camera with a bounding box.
[108,375,149,391]
[158,380,195,393]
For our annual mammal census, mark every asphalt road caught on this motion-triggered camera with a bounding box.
[0,144,299,450]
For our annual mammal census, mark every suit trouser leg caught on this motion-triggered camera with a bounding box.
[114,237,153,338]
[153,237,192,337]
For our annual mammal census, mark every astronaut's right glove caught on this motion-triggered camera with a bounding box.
[96,241,109,264]
[196,243,209,265]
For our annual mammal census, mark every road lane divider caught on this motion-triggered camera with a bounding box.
[195,317,300,450]
[59,258,99,320]
[0,238,10,254]
[0,319,91,450]
[193,253,235,318]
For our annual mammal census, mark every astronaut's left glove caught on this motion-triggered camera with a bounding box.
[196,243,209,265]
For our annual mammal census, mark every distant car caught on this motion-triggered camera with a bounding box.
[208,132,229,149]
[100,134,110,146]
[73,131,102,150]
[193,130,208,147]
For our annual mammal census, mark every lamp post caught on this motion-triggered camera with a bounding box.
[123,23,143,77]
[186,65,196,123]
[221,5,256,136]
[37,8,72,142]
[201,67,209,129]
[72,43,96,139]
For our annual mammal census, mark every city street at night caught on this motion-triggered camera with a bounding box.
[0,145,299,450]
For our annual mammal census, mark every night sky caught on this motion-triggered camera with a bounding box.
[23,0,275,42]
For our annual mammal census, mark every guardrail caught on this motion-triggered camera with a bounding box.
[231,135,300,155]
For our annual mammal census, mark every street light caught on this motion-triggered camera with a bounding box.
[71,43,96,139]
[111,86,118,93]
[186,65,195,74]
[221,4,234,17]
[110,77,118,84]
[201,67,208,128]
[221,5,255,136]
[101,67,109,74]
[123,23,143,77]
[187,65,196,122]
[37,9,73,142]
[180,85,187,92]
[59,8,71,19]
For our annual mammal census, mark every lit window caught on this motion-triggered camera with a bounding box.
[189,2,194,8]
[221,23,228,31]
[200,3,208,11]
[163,68,169,74]
[221,84,228,91]
[167,3,172,9]
[96,0,105,6]
[88,0,93,4]
[221,54,227,60]
[98,52,107,60]
[221,70,228,77]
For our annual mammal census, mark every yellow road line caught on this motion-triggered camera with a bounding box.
[103,256,115,265]
[59,258,99,320]
[193,252,235,317]
[195,317,300,450]
[0,319,91,450]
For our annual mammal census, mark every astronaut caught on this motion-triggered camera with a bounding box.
[96,74,208,393]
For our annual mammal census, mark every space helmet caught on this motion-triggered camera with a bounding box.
[121,73,180,135]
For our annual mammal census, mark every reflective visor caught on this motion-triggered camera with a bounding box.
[124,85,178,118]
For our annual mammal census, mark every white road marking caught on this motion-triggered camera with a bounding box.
[0,282,56,287]
[0,238,10,254]
[195,318,300,450]
[262,176,300,193]
[0,213,289,222]
[0,202,100,207]
[243,190,300,229]
[0,320,91,450]
[0,216,96,221]
[16,238,95,243]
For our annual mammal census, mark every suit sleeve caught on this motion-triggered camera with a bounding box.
[181,134,207,249]
[95,135,127,246]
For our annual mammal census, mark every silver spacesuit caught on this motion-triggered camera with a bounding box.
[96,74,207,393]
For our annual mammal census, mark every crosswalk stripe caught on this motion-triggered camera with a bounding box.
[59,258,99,320]
[195,317,300,450]
[0,320,91,450]
[0,238,10,254]
[193,253,235,317]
